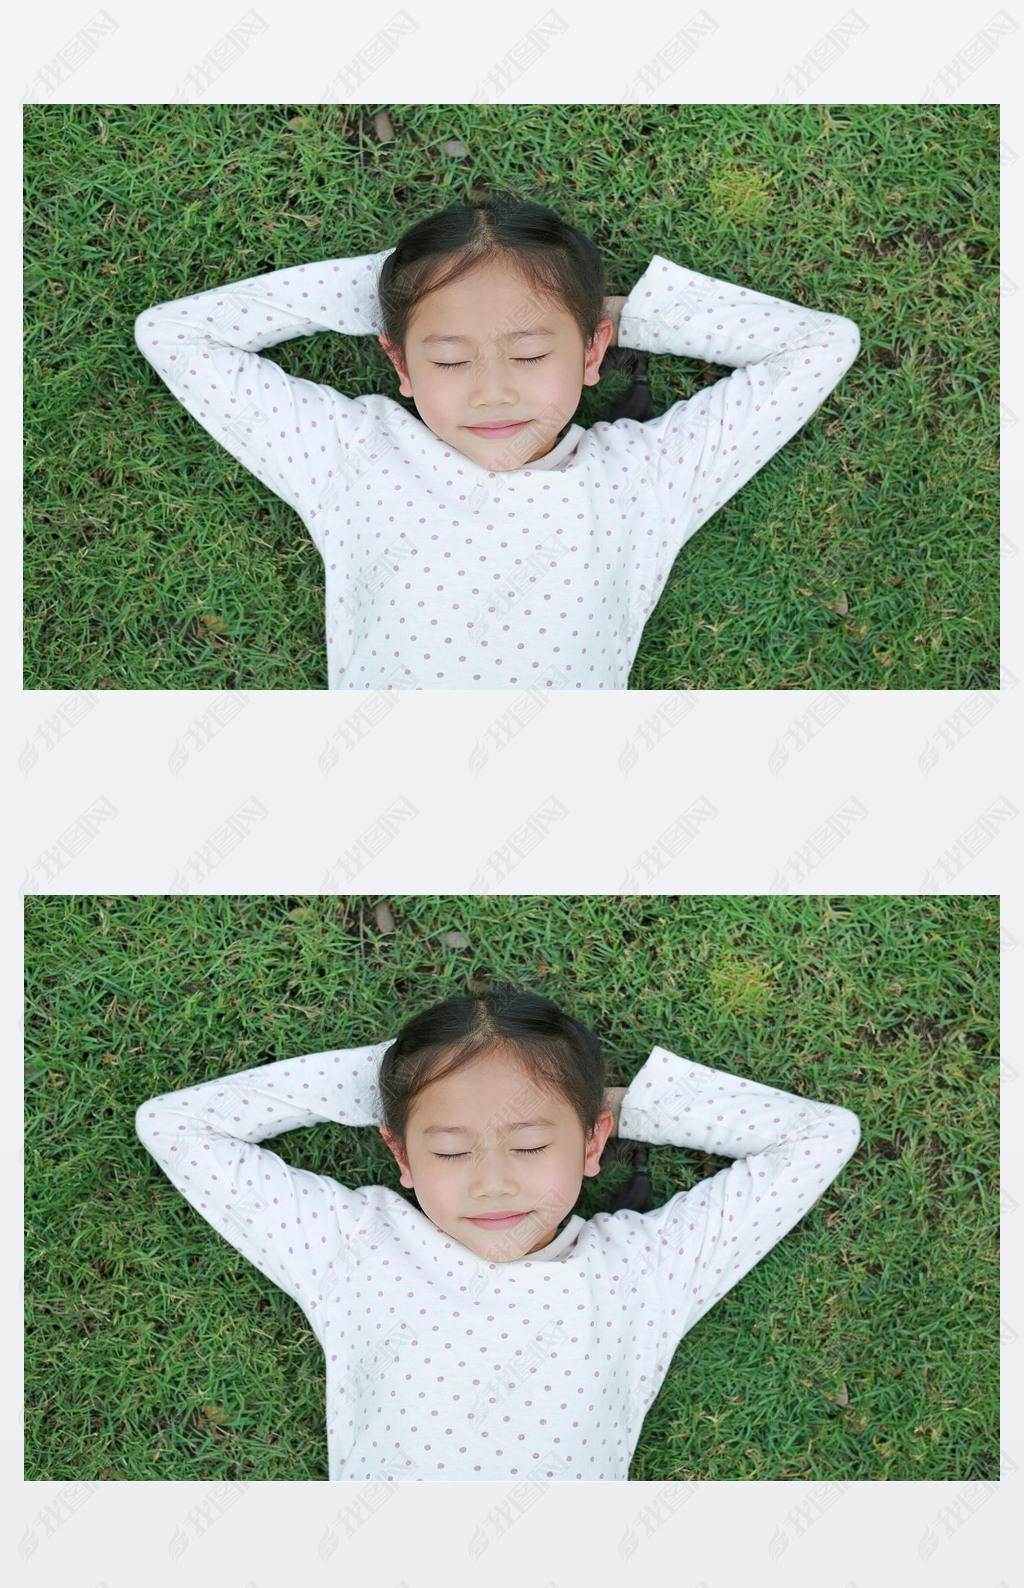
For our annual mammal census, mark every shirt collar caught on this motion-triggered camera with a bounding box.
[517,422,585,471]
[519,1213,585,1260]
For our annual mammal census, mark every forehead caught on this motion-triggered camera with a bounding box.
[409,257,570,335]
[410,1046,566,1126]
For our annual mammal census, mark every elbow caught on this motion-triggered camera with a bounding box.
[836,1106,862,1161]
[838,316,861,370]
[135,1098,159,1147]
[133,307,158,355]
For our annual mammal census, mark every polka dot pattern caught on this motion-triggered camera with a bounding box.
[134,250,861,690]
[135,1039,861,1481]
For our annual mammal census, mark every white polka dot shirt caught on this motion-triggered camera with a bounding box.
[135,251,860,689]
[135,1042,861,1481]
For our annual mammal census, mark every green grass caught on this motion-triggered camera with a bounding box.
[24,103,997,690]
[25,894,999,1481]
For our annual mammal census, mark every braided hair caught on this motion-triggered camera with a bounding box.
[597,343,655,424]
[599,1133,656,1214]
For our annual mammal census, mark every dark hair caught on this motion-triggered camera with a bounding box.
[377,982,655,1215]
[377,189,655,425]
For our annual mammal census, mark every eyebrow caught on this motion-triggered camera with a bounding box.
[422,1118,556,1136]
[420,329,556,346]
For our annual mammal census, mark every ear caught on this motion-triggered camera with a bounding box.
[379,1124,415,1189]
[581,318,615,389]
[581,1108,615,1178]
[378,334,414,399]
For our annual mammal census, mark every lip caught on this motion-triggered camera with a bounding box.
[464,421,531,438]
[465,1211,531,1229]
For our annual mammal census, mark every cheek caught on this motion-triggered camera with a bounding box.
[419,1166,454,1205]
[417,379,450,413]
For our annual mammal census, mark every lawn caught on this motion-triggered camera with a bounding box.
[24,893,999,1480]
[23,102,998,690]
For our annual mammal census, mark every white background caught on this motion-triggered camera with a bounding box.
[9,3,1019,1584]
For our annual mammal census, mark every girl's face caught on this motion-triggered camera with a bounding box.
[379,1046,613,1262]
[378,258,613,471]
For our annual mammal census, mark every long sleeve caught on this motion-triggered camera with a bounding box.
[616,255,861,586]
[135,1041,393,1326]
[134,249,396,528]
[618,1045,860,1346]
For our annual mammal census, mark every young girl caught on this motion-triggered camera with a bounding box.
[135,984,861,1481]
[134,190,861,690]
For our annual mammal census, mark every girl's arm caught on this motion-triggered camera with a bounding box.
[617,1045,860,1343]
[614,256,861,588]
[135,1041,392,1329]
[134,249,396,536]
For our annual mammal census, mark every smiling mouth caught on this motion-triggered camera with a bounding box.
[465,420,530,432]
[466,1211,531,1225]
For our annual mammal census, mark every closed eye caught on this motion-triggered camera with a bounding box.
[432,355,548,370]
[433,1145,549,1161]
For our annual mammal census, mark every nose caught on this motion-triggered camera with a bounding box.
[468,1146,521,1198]
[467,356,520,408]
